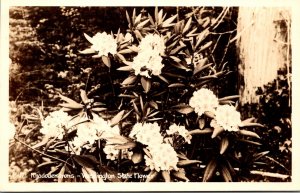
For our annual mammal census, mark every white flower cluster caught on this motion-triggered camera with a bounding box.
[189,88,242,132]
[144,143,179,172]
[40,110,71,139]
[88,32,117,57]
[131,34,165,78]
[67,114,120,156]
[166,124,192,144]
[129,122,179,172]
[211,105,241,132]
[138,34,165,55]
[189,88,219,116]
[129,122,163,147]
[103,146,133,161]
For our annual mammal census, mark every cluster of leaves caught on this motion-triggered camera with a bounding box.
[9,7,238,102]
[240,70,291,179]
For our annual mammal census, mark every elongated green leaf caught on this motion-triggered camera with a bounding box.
[154,7,159,22]
[118,49,134,54]
[134,29,143,40]
[115,142,136,150]
[220,136,229,154]
[211,124,224,138]
[110,110,125,127]
[80,89,89,103]
[172,103,194,115]
[237,139,262,146]
[199,41,213,52]
[220,164,232,182]
[195,29,210,49]
[141,76,151,93]
[122,75,137,85]
[172,169,189,182]
[194,61,212,76]
[169,55,181,63]
[189,128,213,135]
[116,53,126,62]
[157,9,163,24]
[126,10,131,28]
[102,55,111,68]
[120,109,133,122]
[182,17,192,34]
[117,66,133,71]
[127,45,139,52]
[92,54,101,58]
[147,111,160,118]
[32,136,50,149]
[59,94,81,106]
[204,111,215,119]
[83,33,94,44]
[199,118,205,129]
[37,161,56,168]
[239,122,265,128]
[91,107,107,112]
[147,117,163,121]
[134,13,142,25]
[186,27,198,37]
[168,83,185,88]
[162,171,171,182]
[203,158,217,182]
[137,19,150,28]
[218,95,240,102]
[132,8,136,24]
[59,103,84,109]
[199,75,218,81]
[177,159,201,166]
[239,129,260,139]
[143,148,152,159]
[253,151,269,161]
[241,117,256,124]
[149,100,158,110]
[170,44,186,55]
[162,14,178,27]
[157,75,169,84]
[79,48,96,54]
[146,170,159,182]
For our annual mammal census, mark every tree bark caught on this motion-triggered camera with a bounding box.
[237,7,291,105]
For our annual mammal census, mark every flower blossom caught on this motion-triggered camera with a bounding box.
[129,122,163,147]
[144,143,179,172]
[40,110,71,139]
[86,32,117,56]
[138,34,165,55]
[103,146,133,161]
[67,114,120,155]
[211,105,241,132]
[189,88,219,116]
[131,34,165,78]
[166,124,192,144]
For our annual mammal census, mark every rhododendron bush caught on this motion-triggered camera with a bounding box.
[11,7,268,182]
